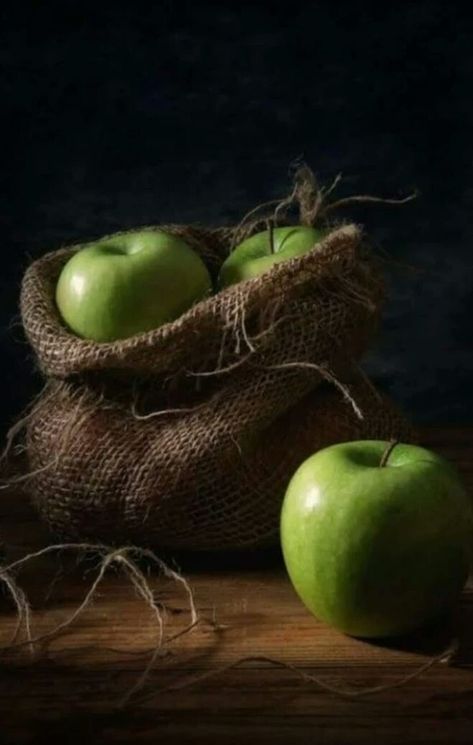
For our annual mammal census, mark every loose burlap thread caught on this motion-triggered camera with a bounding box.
[18,169,413,550]
[0,540,458,707]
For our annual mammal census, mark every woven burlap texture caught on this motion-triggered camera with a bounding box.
[21,222,412,550]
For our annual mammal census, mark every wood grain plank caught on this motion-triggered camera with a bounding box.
[0,427,472,743]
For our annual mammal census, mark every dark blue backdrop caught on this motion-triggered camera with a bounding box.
[2,2,472,433]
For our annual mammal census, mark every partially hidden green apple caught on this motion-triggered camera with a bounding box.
[281,440,472,638]
[218,225,327,288]
[56,229,212,342]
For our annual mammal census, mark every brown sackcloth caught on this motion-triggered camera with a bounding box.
[20,221,413,550]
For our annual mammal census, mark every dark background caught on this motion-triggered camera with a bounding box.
[2,1,472,435]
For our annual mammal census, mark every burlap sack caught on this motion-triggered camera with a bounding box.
[20,221,412,550]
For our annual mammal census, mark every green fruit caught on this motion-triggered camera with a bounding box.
[280,440,472,638]
[56,229,212,342]
[219,225,327,287]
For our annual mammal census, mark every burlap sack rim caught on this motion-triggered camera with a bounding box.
[21,222,367,379]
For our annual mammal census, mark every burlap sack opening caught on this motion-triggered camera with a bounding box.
[20,221,412,550]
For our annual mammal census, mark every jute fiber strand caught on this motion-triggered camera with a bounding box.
[19,172,413,550]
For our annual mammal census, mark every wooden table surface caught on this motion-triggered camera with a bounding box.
[1,427,473,744]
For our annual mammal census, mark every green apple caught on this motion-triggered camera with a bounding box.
[281,441,472,638]
[218,225,327,288]
[56,229,212,342]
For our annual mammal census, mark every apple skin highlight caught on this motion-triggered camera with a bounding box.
[281,440,472,638]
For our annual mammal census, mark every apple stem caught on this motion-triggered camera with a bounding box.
[267,219,275,254]
[379,439,400,468]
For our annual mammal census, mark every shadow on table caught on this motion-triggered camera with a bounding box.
[161,544,284,573]
[353,589,473,666]
[149,548,473,669]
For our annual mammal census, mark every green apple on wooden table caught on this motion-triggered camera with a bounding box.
[56,229,212,342]
[281,440,472,638]
[218,225,327,288]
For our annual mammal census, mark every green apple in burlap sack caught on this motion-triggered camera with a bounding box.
[56,229,212,342]
[218,225,327,287]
